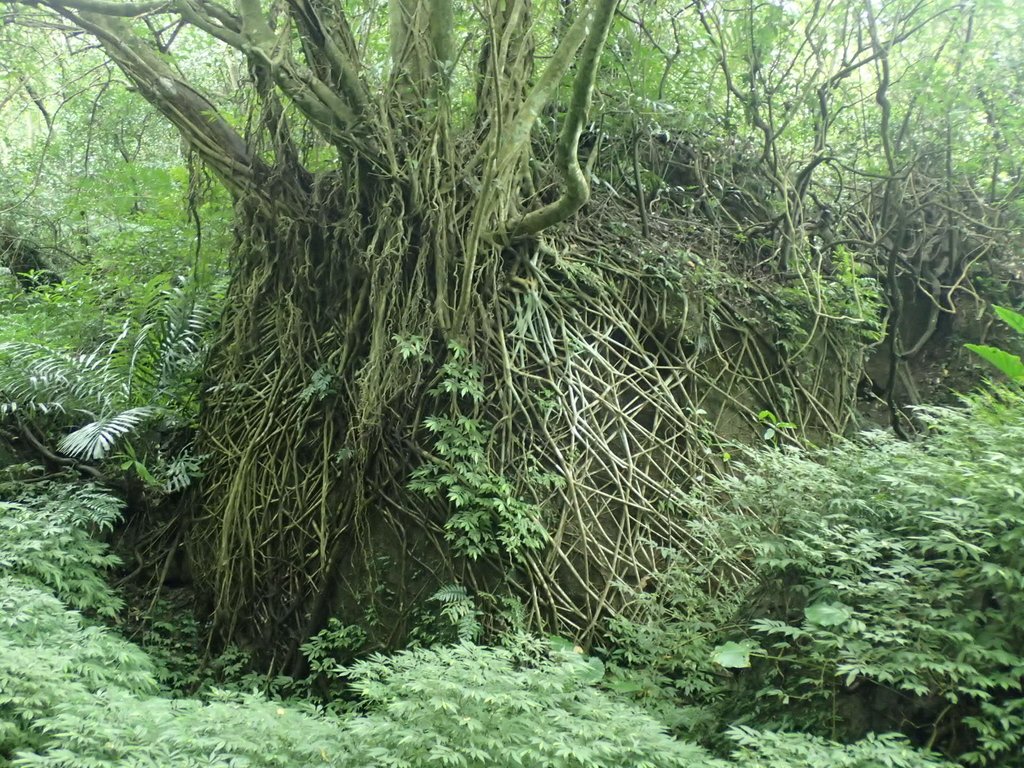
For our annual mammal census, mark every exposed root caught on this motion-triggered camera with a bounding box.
[188,172,863,663]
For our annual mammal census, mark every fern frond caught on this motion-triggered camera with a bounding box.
[0,400,67,416]
[57,407,156,460]
[61,484,125,530]
[112,287,210,404]
[162,449,204,493]
[155,291,209,386]
[0,342,125,413]
[124,321,160,401]
[430,584,470,604]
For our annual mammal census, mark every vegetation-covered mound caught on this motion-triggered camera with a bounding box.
[2,0,1022,666]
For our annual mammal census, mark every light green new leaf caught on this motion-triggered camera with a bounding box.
[711,641,760,669]
[965,344,1024,382]
[994,305,1024,337]
[804,602,853,627]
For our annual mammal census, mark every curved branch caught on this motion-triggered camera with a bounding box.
[497,0,594,172]
[174,0,244,47]
[505,0,619,238]
[18,418,106,481]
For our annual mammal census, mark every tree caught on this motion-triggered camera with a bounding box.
[0,0,693,662]
[6,0,1018,669]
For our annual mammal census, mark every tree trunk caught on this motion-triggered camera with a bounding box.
[189,158,475,649]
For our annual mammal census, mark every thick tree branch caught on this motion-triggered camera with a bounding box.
[67,9,262,194]
[285,0,368,116]
[17,418,105,481]
[497,0,594,172]
[475,0,531,138]
[12,0,372,155]
[29,0,169,15]
[224,0,373,152]
[389,0,453,98]
[506,0,619,237]
[174,0,244,46]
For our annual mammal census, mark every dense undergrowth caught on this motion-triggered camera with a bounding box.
[4,387,1023,766]
[605,389,1024,766]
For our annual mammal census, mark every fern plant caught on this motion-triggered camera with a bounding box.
[726,728,949,768]
[409,343,548,560]
[338,642,718,768]
[0,480,711,768]
[0,283,210,488]
[0,482,157,757]
[430,583,483,642]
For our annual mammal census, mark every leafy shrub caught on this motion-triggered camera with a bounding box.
[0,578,158,757]
[5,413,1001,768]
[0,481,713,768]
[966,305,1024,382]
[600,552,749,736]
[408,342,550,560]
[12,689,353,768]
[726,727,949,768]
[702,388,1024,765]
[339,642,716,768]
[0,483,124,616]
[0,484,157,757]
[0,466,965,768]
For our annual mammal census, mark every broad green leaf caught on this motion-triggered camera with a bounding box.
[804,602,852,627]
[711,641,759,669]
[994,305,1024,337]
[133,461,158,485]
[965,344,1024,382]
[575,656,606,684]
[546,635,578,654]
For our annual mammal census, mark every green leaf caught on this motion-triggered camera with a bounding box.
[546,635,578,654]
[133,461,158,485]
[58,407,157,460]
[605,677,647,694]
[965,344,1024,382]
[804,602,852,627]
[711,641,759,669]
[574,656,606,684]
[994,305,1024,336]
